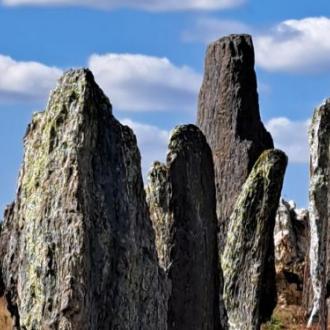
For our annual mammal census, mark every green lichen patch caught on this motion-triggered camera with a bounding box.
[222,149,287,330]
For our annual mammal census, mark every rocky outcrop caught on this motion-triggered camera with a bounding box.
[308,99,330,328]
[197,34,273,252]
[146,125,226,330]
[274,199,309,306]
[222,149,287,330]
[0,69,167,330]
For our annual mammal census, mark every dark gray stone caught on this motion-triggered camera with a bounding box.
[197,34,274,252]
[146,124,226,330]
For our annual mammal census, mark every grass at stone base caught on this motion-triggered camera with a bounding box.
[262,305,324,330]
[0,297,13,330]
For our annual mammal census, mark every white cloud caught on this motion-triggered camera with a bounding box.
[1,0,245,11]
[0,54,62,103]
[121,118,169,177]
[0,52,201,112]
[185,16,330,73]
[89,53,202,112]
[255,17,330,73]
[182,18,252,43]
[266,117,310,163]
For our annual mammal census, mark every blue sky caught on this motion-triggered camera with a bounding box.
[1,0,330,213]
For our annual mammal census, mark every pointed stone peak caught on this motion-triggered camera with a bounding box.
[47,68,111,116]
[58,68,94,84]
[317,97,330,109]
[0,68,167,330]
[24,68,112,143]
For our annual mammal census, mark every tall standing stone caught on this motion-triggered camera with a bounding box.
[308,99,330,329]
[197,34,274,252]
[146,125,226,330]
[222,149,287,330]
[0,69,166,330]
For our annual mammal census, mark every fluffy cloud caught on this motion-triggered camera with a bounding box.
[0,53,201,112]
[255,17,330,73]
[0,54,62,103]
[89,53,201,112]
[266,117,310,163]
[121,119,169,178]
[1,0,245,11]
[184,16,330,73]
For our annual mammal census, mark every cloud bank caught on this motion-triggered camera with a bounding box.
[0,53,202,113]
[1,0,245,11]
[255,17,330,73]
[266,117,310,163]
[89,53,201,112]
[0,54,62,103]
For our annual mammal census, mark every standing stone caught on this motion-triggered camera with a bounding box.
[197,34,274,252]
[146,162,172,271]
[274,199,309,306]
[222,149,287,330]
[308,99,330,329]
[0,69,166,330]
[275,200,309,268]
[146,125,226,330]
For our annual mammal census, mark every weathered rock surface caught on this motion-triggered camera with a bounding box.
[146,162,172,271]
[197,34,274,252]
[146,125,226,330]
[222,149,287,330]
[274,199,309,306]
[0,69,167,330]
[308,98,330,328]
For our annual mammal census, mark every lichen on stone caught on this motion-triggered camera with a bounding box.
[307,98,330,328]
[0,69,167,330]
[222,149,287,330]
